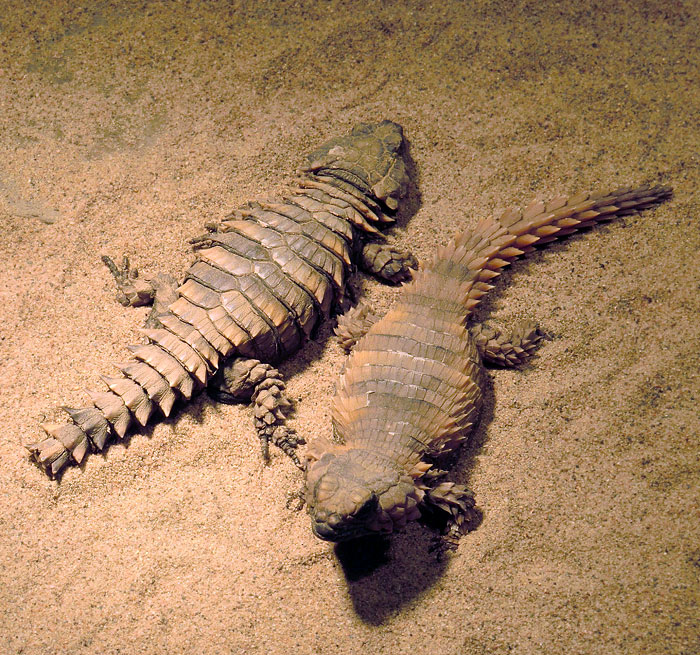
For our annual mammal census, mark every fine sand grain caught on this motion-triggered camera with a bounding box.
[1,2,698,654]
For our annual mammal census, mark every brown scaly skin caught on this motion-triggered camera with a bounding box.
[26,120,418,477]
[306,183,673,551]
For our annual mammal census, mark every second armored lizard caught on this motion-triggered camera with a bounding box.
[27,120,416,476]
[304,183,672,545]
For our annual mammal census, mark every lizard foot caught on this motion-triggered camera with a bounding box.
[209,357,305,468]
[472,320,544,368]
[285,486,307,512]
[334,302,380,352]
[419,474,480,556]
[360,242,418,284]
[102,255,155,308]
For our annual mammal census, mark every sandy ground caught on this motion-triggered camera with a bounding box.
[0,1,698,653]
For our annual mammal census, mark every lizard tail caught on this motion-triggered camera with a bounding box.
[26,310,217,477]
[409,183,672,319]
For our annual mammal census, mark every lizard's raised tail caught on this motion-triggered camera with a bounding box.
[410,184,672,320]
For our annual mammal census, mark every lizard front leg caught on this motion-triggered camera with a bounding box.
[417,468,480,558]
[359,242,418,284]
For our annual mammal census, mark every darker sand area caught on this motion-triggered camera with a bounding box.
[0,2,698,653]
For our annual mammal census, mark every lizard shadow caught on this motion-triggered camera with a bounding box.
[334,372,497,626]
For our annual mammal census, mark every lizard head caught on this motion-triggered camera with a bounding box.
[305,446,423,542]
[303,120,409,213]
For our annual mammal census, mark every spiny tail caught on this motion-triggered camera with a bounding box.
[26,311,217,477]
[410,184,672,318]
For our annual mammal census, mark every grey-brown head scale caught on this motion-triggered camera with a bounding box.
[303,120,408,211]
[305,448,423,541]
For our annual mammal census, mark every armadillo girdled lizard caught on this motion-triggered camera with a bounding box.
[27,121,417,477]
[305,183,672,546]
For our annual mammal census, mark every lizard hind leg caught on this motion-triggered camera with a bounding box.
[334,301,380,352]
[208,357,304,468]
[359,242,418,284]
[472,319,544,368]
[102,255,179,328]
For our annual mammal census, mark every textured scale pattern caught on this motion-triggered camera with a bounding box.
[27,121,411,476]
[305,183,673,545]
